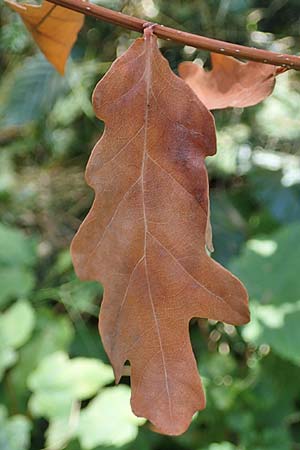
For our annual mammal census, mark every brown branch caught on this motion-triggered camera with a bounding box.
[47,0,300,70]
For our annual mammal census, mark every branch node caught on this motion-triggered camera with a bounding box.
[143,21,157,39]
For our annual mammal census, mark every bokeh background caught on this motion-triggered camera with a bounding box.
[1,0,300,449]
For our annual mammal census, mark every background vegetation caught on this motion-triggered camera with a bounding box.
[1,0,300,449]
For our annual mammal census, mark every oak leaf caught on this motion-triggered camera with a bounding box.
[71,30,250,435]
[6,0,84,75]
[178,53,279,110]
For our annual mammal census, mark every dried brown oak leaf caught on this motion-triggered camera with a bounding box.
[178,52,279,110]
[6,0,84,75]
[71,30,250,436]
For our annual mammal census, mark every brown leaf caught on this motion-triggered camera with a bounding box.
[178,53,278,110]
[71,31,249,435]
[6,0,84,75]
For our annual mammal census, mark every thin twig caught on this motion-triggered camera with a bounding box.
[47,0,300,70]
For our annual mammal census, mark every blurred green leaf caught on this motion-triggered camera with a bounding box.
[46,411,79,450]
[257,72,300,140]
[10,309,74,405]
[248,169,300,225]
[0,405,31,450]
[58,277,102,316]
[0,55,67,127]
[0,223,36,266]
[0,152,16,194]
[244,303,300,365]
[230,222,300,305]
[0,300,35,379]
[0,224,37,307]
[1,300,35,349]
[230,222,300,364]
[0,267,35,309]
[28,351,114,419]
[78,385,145,449]
[208,123,250,176]
[210,191,246,264]
[204,443,236,450]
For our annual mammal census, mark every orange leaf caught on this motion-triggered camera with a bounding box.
[178,53,278,110]
[71,30,249,435]
[6,0,84,75]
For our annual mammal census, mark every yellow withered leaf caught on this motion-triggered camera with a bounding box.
[6,0,84,75]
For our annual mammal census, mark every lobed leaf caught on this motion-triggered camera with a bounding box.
[71,31,249,435]
[178,53,279,110]
[5,0,84,75]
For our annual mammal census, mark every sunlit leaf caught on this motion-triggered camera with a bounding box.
[0,224,36,307]
[0,406,31,450]
[78,386,145,449]
[1,300,35,349]
[257,72,300,140]
[5,0,84,74]
[179,53,278,110]
[28,351,114,418]
[0,300,35,379]
[10,310,74,399]
[230,222,300,364]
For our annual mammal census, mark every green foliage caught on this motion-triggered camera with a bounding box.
[1,0,300,449]
[231,223,300,365]
[0,406,31,450]
[0,56,67,127]
[0,301,35,379]
[78,386,145,448]
[10,309,74,408]
[0,225,36,307]
[205,444,236,450]
[257,74,300,140]
[28,351,114,418]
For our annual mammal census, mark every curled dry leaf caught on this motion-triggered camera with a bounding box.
[178,53,279,110]
[6,0,84,75]
[71,30,250,435]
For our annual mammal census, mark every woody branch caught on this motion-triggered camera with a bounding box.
[48,0,300,71]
